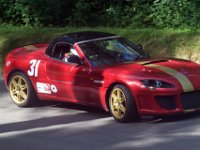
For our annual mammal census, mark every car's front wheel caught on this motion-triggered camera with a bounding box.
[8,72,38,107]
[109,84,138,122]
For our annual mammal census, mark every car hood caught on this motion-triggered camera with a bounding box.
[97,58,200,91]
[101,58,200,76]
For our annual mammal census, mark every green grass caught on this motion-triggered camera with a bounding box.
[1,25,200,73]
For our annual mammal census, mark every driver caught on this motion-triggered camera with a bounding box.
[63,47,79,62]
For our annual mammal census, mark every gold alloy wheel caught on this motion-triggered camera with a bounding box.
[110,88,126,119]
[9,75,28,104]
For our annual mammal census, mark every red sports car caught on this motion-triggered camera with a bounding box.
[3,31,200,122]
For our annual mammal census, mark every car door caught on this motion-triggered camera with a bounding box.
[45,42,93,105]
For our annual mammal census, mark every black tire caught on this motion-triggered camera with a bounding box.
[8,72,38,107]
[109,84,138,122]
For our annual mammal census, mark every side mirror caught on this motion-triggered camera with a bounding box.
[137,44,143,51]
[67,55,83,65]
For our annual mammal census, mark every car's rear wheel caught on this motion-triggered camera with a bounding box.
[9,72,38,107]
[109,84,138,122]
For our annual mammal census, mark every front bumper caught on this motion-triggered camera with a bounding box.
[134,87,200,116]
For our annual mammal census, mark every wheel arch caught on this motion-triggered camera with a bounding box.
[105,81,137,111]
[6,69,27,85]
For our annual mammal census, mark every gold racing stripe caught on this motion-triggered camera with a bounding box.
[136,61,152,65]
[24,45,38,50]
[146,64,194,92]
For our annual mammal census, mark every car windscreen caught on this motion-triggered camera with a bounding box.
[78,37,148,67]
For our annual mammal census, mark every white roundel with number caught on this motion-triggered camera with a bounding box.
[51,85,58,93]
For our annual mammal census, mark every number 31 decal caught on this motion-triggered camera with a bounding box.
[28,59,41,77]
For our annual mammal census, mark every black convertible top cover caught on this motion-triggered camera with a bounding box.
[62,31,117,44]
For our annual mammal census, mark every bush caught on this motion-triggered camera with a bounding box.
[150,0,200,28]
[0,0,200,28]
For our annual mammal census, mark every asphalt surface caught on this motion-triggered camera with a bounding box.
[1,75,200,150]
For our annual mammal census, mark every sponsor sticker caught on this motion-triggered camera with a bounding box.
[51,84,58,93]
[36,82,58,94]
[36,82,51,94]
[6,61,11,66]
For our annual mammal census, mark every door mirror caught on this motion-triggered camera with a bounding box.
[137,44,143,51]
[67,55,83,65]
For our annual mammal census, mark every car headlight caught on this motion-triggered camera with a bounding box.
[141,80,175,90]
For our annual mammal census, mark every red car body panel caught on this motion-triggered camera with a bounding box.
[4,33,200,117]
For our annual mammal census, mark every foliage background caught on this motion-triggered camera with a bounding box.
[1,0,200,28]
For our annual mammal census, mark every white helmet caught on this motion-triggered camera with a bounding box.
[70,48,79,56]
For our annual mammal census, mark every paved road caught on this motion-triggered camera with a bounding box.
[1,75,200,150]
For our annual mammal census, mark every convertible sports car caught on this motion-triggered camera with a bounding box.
[3,31,200,122]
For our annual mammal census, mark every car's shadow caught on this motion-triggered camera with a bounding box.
[153,112,200,123]
[40,100,200,124]
[139,112,200,124]
[39,101,110,117]
[0,75,7,95]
